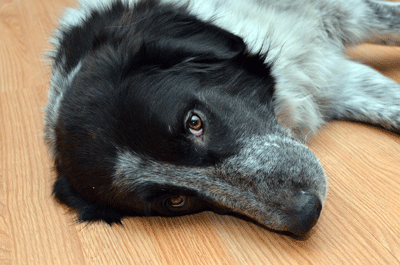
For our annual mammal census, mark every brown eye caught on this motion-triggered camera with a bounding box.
[188,114,202,131]
[169,196,186,208]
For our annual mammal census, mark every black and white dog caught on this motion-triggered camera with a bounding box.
[44,0,400,236]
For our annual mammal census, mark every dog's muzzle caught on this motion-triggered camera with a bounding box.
[211,134,327,236]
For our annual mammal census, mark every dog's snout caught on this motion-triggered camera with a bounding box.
[287,192,322,236]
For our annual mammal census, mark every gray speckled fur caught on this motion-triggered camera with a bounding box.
[45,0,400,233]
[47,0,400,142]
[114,135,326,231]
[44,62,82,155]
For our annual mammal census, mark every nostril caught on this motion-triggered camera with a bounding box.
[288,192,322,236]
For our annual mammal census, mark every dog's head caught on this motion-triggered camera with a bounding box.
[46,0,327,236]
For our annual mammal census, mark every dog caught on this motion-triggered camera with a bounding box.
[44,0,400,236]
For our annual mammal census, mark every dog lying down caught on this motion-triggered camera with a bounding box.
[44,0,400,236]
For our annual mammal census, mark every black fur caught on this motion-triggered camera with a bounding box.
[52,0,275,223]
[53,174,126,224]
[46,0,400,236]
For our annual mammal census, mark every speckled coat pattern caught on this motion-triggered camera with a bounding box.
[44,0,400,236]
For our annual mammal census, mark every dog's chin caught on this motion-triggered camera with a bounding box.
[214,211,318,239]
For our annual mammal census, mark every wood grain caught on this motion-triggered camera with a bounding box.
[1,0,400,264]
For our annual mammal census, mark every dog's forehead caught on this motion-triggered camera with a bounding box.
[118,73,199,130]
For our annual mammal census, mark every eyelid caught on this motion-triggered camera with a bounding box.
[189,127,203,136]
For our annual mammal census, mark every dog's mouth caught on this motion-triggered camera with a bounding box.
[204,191,323,236]
[199,134,327,236]
[216,210,321,238]
[202,191,323,237]
[112,131,326,236]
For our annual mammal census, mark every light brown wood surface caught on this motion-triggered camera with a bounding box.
[1,0,400,264]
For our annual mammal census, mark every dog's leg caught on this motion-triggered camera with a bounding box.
[329,59,400,133]
[363,0,400,46]
[323,0,400,46]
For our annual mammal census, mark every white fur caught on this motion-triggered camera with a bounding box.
[44,0,400,233]
[44,62,82,155]
[50,0,400,141]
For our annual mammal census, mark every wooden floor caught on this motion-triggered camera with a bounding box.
[1,0,400,264]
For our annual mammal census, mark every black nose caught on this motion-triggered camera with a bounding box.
[287,192,322,236]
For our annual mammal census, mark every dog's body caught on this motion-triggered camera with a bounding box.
[45,0,400,236]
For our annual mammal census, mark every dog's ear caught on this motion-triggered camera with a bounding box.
[164,22,246,61]
[159,12,247,61]
[133,15,246,68]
